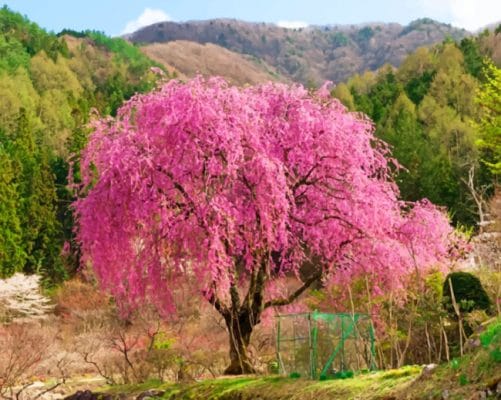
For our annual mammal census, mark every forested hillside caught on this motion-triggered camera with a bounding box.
[127,18,469,84]
[332,35,500,227]
[0,6,163,284]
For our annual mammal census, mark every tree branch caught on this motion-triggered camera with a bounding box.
[230,283,241,311]
[250,258,268,319]
[264,271,321,308]
[206,290,228,317]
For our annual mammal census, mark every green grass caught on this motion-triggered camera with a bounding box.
[102,320,501,399]
[112,368,422,400]
[101,358,499,400]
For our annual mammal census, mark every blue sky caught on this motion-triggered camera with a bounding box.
[2,0,500,36]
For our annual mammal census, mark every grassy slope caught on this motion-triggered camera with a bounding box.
[105,361,499,400]
[160,368,420,400]
[107,367,420,400]
[104,337,500,400]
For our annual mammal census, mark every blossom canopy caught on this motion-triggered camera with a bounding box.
[74,77,459,317]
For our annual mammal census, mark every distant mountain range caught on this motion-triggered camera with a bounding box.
[127,18,470,84]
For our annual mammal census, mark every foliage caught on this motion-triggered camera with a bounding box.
[480,319,501,362]
[356,27,374,43]
[475,61,501,176]
[0,7,162,285]
[459,37,484,78]
[0,142,24,276]
[329,32,348,47]
[442,271,491,314]
[0,35,30,73]
[404,70,434,104]
[341,40,496,228]
[75,77,462,373]
[313,268,454,368]
[0,6,68,60]
[7,111,67,283]
[480,319,501,348]
[84,31,159,76]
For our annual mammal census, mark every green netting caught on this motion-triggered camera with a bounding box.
[275,311,376,379]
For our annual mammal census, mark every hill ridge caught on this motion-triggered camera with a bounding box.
[127,18,469,84]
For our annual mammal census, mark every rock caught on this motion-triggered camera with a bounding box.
[466,338,481,350]
[136,390,165,399]
[63,390,115,400]
[497,381,501,395]
[442,389,449,400]
[419,363,438,379]
[423,363,437,373]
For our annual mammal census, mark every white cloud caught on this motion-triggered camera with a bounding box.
[276,20,309,29]
[418,0,501,31]
[448,0,501,31]
[121,8,171,34]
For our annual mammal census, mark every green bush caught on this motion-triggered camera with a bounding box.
[459,373,469,385]
[480,320,501,348]
[480,320,501,363]
[442,272,491,314]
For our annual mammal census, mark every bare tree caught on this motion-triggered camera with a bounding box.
[0,324,69,400]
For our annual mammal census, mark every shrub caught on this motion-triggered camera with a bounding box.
[442,272,491,314]
[480,319,501,363]
[0,323,69,399]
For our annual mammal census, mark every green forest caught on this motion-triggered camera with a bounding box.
[0,6,165,284]
[332,37,500,227]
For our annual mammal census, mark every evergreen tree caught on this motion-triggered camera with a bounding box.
[381,93,427,200]
[9,110,66,283]
[0,139,25,277]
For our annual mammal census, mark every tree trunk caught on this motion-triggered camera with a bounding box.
[223,310,257,375]
[207,265,320,375]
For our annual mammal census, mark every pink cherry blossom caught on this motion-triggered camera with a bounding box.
[74,77,464,373]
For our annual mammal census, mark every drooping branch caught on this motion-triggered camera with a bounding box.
[156,165,206,229]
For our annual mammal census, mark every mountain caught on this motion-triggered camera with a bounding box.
[127,18,469,84]
[141,40,285,86]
